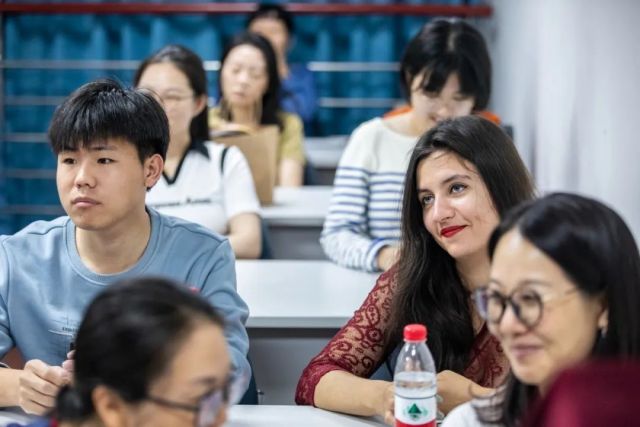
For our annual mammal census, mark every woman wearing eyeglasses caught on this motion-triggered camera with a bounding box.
[443,193,640,426]
[296,116,536,423]
[135,45,262,259]
[24,277,231,427]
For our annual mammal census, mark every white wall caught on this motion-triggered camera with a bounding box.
[484,0,640,239]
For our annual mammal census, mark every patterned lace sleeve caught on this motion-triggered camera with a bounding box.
[295,267,398,405]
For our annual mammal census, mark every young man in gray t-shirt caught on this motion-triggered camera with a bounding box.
[0,80,250,414]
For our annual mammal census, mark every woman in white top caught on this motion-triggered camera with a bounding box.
[135,45,262,259]
[443,193,640,426]
[321,19,492,272]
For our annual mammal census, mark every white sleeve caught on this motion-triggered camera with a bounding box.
[320,122,389,272]
[221,146,261,219]
[441,402,485,427]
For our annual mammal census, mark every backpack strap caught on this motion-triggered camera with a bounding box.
[220,146,230,174]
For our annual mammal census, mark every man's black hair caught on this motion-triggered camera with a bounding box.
[48,79,169,163]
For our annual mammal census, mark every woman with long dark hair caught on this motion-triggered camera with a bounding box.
[443,193,640,426]
[210,32,306,187]
[135,44,262,259]
[296,115,535,423]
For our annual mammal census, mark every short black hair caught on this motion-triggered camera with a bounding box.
[246,3,294,34]
[400,19,492,111]
[48,79,169,163]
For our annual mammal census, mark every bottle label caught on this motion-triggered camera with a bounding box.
[394,394,436,427]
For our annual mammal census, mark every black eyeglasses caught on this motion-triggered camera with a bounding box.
[146,382,229,427]
[474,286,578,329]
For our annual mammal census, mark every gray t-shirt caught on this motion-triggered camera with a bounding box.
[0,208,250,395]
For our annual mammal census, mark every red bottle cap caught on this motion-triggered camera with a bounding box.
[403,324,427,341]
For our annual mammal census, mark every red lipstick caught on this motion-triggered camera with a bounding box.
[441,225,466,238]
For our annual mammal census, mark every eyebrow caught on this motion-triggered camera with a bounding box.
[417,173,472,193]
[161,87,193,93]
[88,144,118,152]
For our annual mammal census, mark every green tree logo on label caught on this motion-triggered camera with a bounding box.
[405,403,429,420]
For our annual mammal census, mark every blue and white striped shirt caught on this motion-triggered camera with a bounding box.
[321,118,418,272]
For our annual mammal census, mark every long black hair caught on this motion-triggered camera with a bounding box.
[384,115,535,373]
[218,31,282,130]
[133,44,210,143]
[479,193,640,426]
[54,277,224,421]
[400,19,491,111]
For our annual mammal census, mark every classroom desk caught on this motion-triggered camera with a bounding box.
[227,405,384,426]
[304,135,348,185]
[237,260,377,328]
[0,405,385,427]
[261,186,333,260]
[0,410,30,427]
[236,260,378,405]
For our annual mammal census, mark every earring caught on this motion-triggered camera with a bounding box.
[599,326,608,339]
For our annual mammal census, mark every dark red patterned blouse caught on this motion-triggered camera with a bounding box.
[295,267,509,405]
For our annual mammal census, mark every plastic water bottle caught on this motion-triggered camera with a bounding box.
[394,324,437,427]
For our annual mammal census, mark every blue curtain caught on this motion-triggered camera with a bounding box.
[2,0,483,231]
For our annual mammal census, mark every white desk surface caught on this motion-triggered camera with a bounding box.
[262,186,333,227]
[237,260,378,328]
[227,405,384,426]
[0,410,30,427]
[0,405,384,427]
[304,135,348,169]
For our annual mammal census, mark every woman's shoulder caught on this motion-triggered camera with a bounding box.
[351,116,385,134]
[350,116,415,145]
[277,111,303,129]
[208,106,224,128]
[442,401,484,427]
[340,117,405,166]
[343,117,385,149]
[380,113,422,142]
[203,141,247,168]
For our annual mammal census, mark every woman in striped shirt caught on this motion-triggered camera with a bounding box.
[321,19,492,272]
